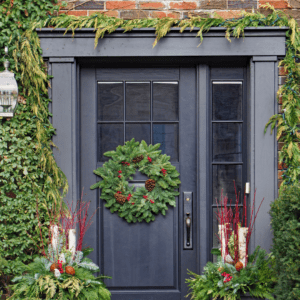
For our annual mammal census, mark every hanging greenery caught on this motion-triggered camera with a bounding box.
[90,139,181,223]
[0,0,67,291]
[31,5,300,186]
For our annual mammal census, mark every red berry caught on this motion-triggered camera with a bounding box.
[147,156,152,162]
[150,200,154,204]
[143,195,148,199]
[118,170,122,173]
[118,175,121,178]
[132,202,135,205]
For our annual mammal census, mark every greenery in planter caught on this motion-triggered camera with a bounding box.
[270,183,300,300]
[8,247,111,300]
[186,247,276,300]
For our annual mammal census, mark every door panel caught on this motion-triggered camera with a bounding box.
[80,66,197,299]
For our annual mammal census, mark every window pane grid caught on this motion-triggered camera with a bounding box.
[97,80,179,162]
[210,78,245,258]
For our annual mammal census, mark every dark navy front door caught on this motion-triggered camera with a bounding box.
[80,66,198,300]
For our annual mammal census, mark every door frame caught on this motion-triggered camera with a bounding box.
[38,27,285,273]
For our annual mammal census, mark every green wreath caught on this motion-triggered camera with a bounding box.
[90,138,181,223]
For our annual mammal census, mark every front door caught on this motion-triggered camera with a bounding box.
[80,65,198,300]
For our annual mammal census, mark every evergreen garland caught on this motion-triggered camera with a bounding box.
[30,5,300,186]
[90,139,180,223]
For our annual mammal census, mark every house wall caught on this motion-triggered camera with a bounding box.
[57,0,295,190]
[58,0,300,22]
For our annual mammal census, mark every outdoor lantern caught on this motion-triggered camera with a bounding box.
[0,46,18,118]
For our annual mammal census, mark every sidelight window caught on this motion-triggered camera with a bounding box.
[210,80,247,258]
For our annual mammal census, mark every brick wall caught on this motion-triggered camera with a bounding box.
[58,0,299,20]
[278,64,288,188]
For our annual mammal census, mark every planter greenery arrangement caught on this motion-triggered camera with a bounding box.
[8,247,111,300]
[186,247,276,300]
[186,190,277,300]
[7,200,111,300]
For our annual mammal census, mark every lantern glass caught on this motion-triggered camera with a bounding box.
[0,68,18,117]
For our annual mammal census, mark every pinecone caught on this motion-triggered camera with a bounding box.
[50,263,59,273]
[132,155,144,163]
[114,193,126,205]
[145,179,156,192]
[65,266,75,276]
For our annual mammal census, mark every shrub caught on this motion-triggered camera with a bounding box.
[270,183,300,300]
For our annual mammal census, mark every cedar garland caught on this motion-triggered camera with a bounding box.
[28,4,300,186]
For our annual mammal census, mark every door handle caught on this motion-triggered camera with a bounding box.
[186,213,191,246]
[183,192,193,249]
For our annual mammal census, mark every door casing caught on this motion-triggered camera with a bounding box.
[38,27,284,296]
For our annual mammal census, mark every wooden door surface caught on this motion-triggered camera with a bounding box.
[80,66,198,300]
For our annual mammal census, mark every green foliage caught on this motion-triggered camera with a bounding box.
[0,0,67,294]
[186,247,276,300]
[270,183,300,300]
[8,249,111,300]
[91,138,180,223]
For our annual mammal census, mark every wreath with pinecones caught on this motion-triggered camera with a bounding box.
[90,138,181,223]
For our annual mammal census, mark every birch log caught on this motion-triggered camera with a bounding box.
[51,225,59,250]
[69,229,76,257]
[218,224,226,259]
[238,227,248,267]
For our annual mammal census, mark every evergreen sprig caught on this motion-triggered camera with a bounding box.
[91,138,180,223]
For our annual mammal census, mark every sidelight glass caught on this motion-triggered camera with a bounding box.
[212,123,242,162]
[126,82,150,121]
[98,124,124,161]
[212,165,242,202]
[153,82,179,121]
[153,123,179,161]
[98,82,124,121]
[212,82,242,120]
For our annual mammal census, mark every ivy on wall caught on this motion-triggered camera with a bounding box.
[0,0,67,281]
[0,0,299,284]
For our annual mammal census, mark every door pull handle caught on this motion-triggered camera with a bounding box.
[183,192,193,249]
[186,213,191,246]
